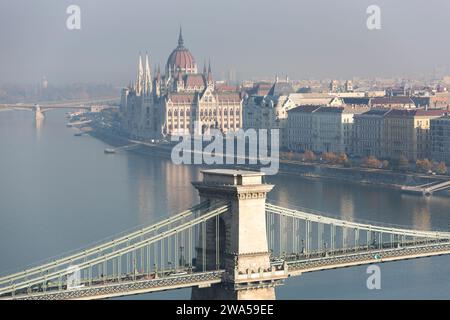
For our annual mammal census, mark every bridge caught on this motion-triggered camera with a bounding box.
[0,97,120,119]
[401,179,450,196]
[1,169,450,300]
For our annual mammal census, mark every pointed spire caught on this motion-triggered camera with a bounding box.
[144,52,152,95]
[167,64,172,80]
[136,54,144,95]
[154,64,161,97]
[178,26,184,47]
[207,59,213,85]
[203,60,207,75]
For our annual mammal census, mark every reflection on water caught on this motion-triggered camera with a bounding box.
[35,117,44,141]
[412,198,431,231]
[340,192,355,221]
[1,109,450,299]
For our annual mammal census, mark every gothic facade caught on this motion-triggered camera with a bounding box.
[120,29,243,139]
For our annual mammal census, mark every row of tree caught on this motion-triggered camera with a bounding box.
[281,150,348,165]
[280,151,448,174]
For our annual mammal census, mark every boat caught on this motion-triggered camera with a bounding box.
[104,148,116,154]
[74,132,83,137]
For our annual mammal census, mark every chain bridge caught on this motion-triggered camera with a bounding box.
[1,169,450,300]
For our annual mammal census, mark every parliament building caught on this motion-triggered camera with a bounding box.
[120,29,243,140]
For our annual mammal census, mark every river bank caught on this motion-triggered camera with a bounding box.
[86,128,450,194]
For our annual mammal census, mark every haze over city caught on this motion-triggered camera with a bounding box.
[1,0,449,85]
[3,1,450,304]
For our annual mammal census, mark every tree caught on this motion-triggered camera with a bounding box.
[382,160,390,169]
[363,156,381,168]
[338,153,348,165]
[436,162,447,175]
[303,150,316,162]
[416,158,433,173]
[322,152,338,164]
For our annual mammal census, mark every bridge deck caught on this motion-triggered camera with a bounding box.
[281,241,450,275]
[1,271,224,300]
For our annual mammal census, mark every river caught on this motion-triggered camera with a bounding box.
[1,109,450,299]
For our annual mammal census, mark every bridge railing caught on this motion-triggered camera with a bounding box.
[0,201,213,284]
[0,201,230,298]
[266,202,450,260]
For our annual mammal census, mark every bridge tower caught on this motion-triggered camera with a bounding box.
[191,169,286,300]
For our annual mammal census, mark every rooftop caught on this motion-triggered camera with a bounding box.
[370,96,414,105]
[288,105,322,113]
[202,169,263,177]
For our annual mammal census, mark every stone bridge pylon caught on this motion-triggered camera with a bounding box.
[191,169,288,300]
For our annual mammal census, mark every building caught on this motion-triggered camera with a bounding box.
[383,109,444,161]
[242,78,295,147]
[412,93,450,109]
[287,105,365,154]
[431,116,450,164]
[120,29,243,139]
[242,78,345,148]
[354,109,391,158]
[414,110,446,159]
[329,80,339,93]
[286,105,320,152]
[344,80,353,92]
[354,108,445,161]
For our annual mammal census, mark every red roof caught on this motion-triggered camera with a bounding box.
[217,93,241,103]
[168,93,197,104]
[215,84,239,92]
[167,29,196,72]
[414,109,446,117]
[184,74,205,87]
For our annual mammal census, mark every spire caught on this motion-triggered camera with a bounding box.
[144,52,152,95]
[207,59,213,85]
[178,26,184,47]
[167,64,172,80]
[203,60,207,75]
[136,54,143,95]
[154,64,161,97]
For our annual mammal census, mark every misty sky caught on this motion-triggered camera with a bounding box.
[0,0,449,85]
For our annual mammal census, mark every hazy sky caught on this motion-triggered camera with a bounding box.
[0,0,449,85]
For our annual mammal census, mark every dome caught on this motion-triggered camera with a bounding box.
[166,28,197,76]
